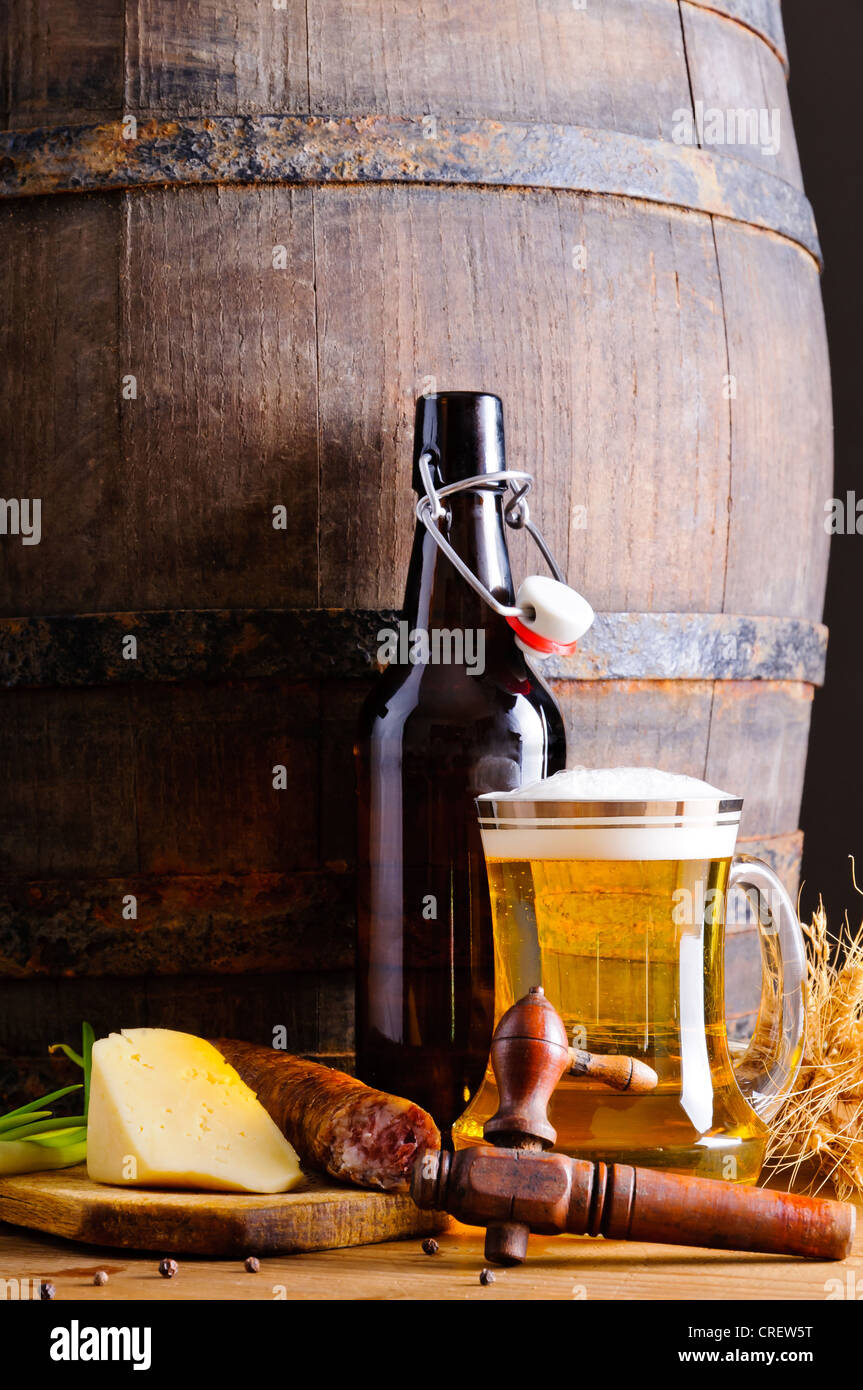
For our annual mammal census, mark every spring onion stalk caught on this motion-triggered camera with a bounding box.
[0,1024,94,1177]
[0,1085,82,1127]
[47,1043,83,1068]
[81,1022,94,1114]
[0,1110,52,1132]
[25,1126,88,1148]
[0,1139,88,1175]
[0,1114,87,1142]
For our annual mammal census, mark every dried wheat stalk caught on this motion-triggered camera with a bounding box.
[763,902,863,1199]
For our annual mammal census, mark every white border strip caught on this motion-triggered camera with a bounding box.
[480,824,739,861]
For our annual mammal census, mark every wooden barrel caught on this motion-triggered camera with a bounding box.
[0,0,830,1094]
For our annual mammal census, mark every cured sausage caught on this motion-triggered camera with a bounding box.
[212,1040,439,1191]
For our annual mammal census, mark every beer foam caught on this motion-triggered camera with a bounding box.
[478,767,740,861]
[487,766,735,802]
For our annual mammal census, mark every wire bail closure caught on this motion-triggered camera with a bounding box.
[415,451,593,657]
[416,451,564,620]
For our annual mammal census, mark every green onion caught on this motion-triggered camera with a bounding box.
[0,1114,87,1143]
[82,1022,94,1115]
[0,1139,87,1176]
[48,1042,84,1069]
[0,1023,95,1177]
[0,1084,82,1128]
[0,1110,52,1133]
[25,1127,88,1149]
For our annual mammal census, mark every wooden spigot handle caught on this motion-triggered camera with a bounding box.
[601,1162,855,1260]
[483,986,658,1148]
[483,986,569,1149]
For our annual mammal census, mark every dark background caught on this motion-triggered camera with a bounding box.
[785,0,863,927]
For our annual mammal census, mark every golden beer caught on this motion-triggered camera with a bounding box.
[453,769,806,1182]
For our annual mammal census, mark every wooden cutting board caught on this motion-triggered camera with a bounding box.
[0,1165,447,1256]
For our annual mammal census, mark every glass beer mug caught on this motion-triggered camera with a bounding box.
[452,768,806,1183]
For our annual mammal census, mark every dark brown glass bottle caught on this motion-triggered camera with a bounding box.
[355,393,566,1130]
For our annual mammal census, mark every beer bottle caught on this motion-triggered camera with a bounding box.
[355,392,566,1130]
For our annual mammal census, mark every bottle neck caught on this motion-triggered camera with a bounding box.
[405,488,516,632]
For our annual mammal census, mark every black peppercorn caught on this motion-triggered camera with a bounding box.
[158,1258,178,1279]
[93,1270,109,1286]
[40,1281,56,1300]
[244,1256,260,1273]
[421,1238,439,1255]
[479,1267,496,1286]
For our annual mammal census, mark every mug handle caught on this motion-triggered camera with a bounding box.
[727,855,806,1121]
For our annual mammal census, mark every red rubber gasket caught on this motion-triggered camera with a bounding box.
[506,615,579,656]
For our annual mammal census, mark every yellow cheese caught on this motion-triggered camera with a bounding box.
[86,1028,303,1194]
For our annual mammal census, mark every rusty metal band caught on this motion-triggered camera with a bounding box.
[0,610,828,689]
[0,872,353,978]
[682,0,788,70]
[0,115,820,261]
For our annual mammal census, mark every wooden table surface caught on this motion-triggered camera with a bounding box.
[2,1210,860,1301]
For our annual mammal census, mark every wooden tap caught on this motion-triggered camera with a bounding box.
[411,988,856,1267]
[483,985,657,1155]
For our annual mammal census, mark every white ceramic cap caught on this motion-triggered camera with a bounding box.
[507,574,595,655]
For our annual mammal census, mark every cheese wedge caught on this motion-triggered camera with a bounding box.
[86,1028,303,1194]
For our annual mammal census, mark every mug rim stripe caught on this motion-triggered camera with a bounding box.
[477,814,742,829]
[476,797,744,818]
